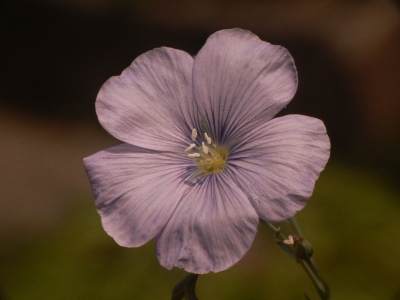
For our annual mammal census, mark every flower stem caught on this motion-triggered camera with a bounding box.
[288,217,323,276]
[299,259,330,299]
[171,273,199,300]
[264,220,286,240]
[288,216,303,237]
[265,219,330,300]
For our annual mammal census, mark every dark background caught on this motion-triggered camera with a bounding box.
[1,0,400,299]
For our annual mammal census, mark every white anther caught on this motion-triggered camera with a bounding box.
[204,132,212,144]
[185,143,196,152]
[283,235,294,245]
[202,142,209,154]
[188,153,201,158]
[191,129,197,141]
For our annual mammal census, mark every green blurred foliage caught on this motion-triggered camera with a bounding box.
[1,159,399,299]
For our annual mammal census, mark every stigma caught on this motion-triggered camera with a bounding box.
[185,129,228,174]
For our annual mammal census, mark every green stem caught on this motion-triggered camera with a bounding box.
[171,273,199,300]
[265,220,330,300]
[289,217,320,274]
[263,220,286,240]
[288,216,303,237]
[299,260,329,300]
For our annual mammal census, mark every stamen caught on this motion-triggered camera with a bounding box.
[185,143,196,152]
[201,142,209,154]
[185,128,227,174]
[204,132,212,144]
[191,129,197,141]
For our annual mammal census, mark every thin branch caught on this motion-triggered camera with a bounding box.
[264,220,330,300]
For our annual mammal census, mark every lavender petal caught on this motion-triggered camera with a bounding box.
[96,48,196,151]
[228,115,330,222]
[192,28,297,147]
[83,143,190,247]
[156,173,259,274]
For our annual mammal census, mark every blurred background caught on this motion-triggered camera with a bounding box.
[1,0,400,299]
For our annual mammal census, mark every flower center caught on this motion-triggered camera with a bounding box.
[185,129,228,174]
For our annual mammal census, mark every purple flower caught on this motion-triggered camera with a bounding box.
[83,28,330,274]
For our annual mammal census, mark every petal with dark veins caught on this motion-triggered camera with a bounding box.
[228,115,330,222]
[156,173,259,274]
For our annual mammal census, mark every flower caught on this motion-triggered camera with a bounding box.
[83,28,330,274]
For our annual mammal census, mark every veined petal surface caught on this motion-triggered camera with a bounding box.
[96,48,196,151]
[156,173,259,274]
[228,115,330,222]
[192,28,297,147]
[83,143,191,247]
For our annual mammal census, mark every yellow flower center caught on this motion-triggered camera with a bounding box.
[185,129,228,174]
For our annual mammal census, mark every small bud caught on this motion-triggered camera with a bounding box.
[293,237,313,262]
